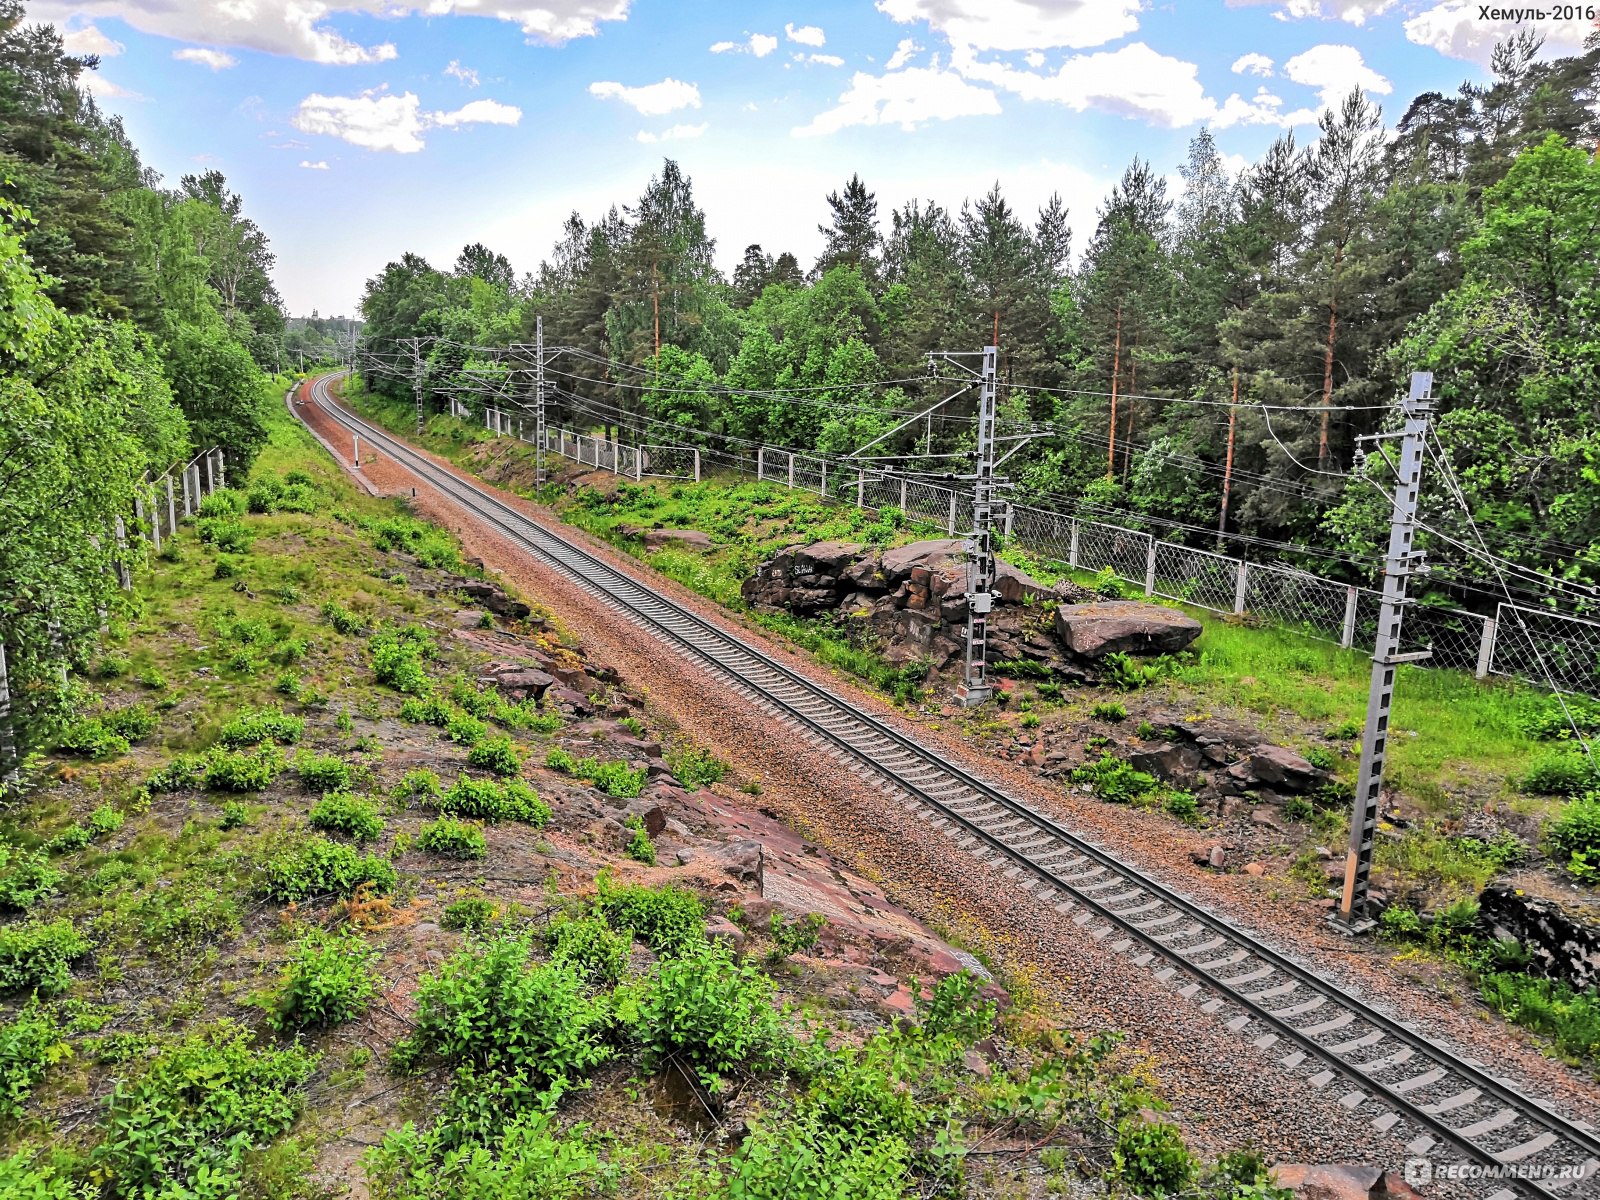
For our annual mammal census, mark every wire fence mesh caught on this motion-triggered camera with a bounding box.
[1490,605,1600,696]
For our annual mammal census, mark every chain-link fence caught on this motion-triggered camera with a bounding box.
[1490,605,1600,696]
[120,446,227,589]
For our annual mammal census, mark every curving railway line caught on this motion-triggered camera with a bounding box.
[300,371,1597,1199]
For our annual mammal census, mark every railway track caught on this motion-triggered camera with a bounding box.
[303,372,1597,1199]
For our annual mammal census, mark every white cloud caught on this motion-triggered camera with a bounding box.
[1225,0,1395,24]
[588,77,700,116]
[1283,43,1391,110]
[1023,49,1044,67]
[1403,1,1595,64]
[785,22,826,46]
[445,60,479,87]
[795,65,1001,136]
[25,0,630,65]
[1231,51,1274,76]
[636,122,708,143]
[173,47,237,69]
[300,160,329,169]
[885,37,919,69]
[711,32,778,57]
[875,0,1140,52]
[61,24,123,57]
[802,53,844,66]
[953,41,1212,128]
[81,72,142,99]
[292,89,523,153]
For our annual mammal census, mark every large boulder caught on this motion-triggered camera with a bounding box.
[642,528,712,551]
[1052,600,1203,660]
[1270,1164,1385,1200]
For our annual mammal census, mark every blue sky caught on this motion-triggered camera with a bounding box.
[32,0,1597,316]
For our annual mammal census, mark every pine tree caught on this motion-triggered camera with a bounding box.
[813,173,881,286]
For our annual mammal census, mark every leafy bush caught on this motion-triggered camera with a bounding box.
[666,743,727,790]
[1113,1117,1195,1198]
[394,935,611,1101]
[548,917,630,987]
[1479,972,1600,1066]
[546,751,646,798]
[371,627,435,697]
[1164,791,1200,822]
[197,488,246,518]
[220,800,248,829]
[198,517,253,553]
[544,747,577,773]
[0,846,64,911]
[1071,754,1160,804]
[630,938,787,1087]
[365,514,462,572]
[722,1111,909,1200]
[446,710,488,746]
[262,836,398,902]
[135,879,243,955]
[1547,793,1600,884]
[437,774,549,826]
[322,600,371,636]
[0,919,90,995]
[0,1002,70,1120]
[203,743,286,791]
[364,1110,598,1200]
[393,768,443,802]
[1090,700,1127,722]
[272,930,379,1031]
[45,824,91,854]
[598,882,705,955]
[417,818,487,860]
[219,705,306,749]
[1101,651,1168,691]
[1520,695,1600,742]
[623,815,656,865]
[915,971,996,1046]
[93,1022,316,1198]
[309,791,386,842]
[467,734,523,777]
[296,751,353,793]
[86,804,124,839]
[148,752,207,792]
[441,896,499,934]
[770,911,827,959]
[54,717,130,760]
[1521,752,1600,797]
[399,695,452,726]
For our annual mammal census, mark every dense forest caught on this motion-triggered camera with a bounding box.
[360,31,1600,610]
[0,1,285,757]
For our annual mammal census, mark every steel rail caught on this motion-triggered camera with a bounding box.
[303,372,1598,1199]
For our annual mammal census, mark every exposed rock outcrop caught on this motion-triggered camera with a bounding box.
[1480,874,1600,991]
[741,539,1202,676]
[1053,600,1203,660]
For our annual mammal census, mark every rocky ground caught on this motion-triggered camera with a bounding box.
[303,384,1600,1191]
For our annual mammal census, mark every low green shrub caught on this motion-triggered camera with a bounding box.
[0,1002,70,1120]
[197,488,246,518]
[54,717,129,760]
[546,751,646,798]
[544,747,577,772]
[0,846,64,911]
[1520,695,1600,742]
[1479,972,1600,1066]
[1071,754,1160,804]
[272,930,379,1031]
[547,917,631,988]
[721,1111,909,1200]
[86,804,124,839]
[134,879,243,955]
[441,896,498,934]
[364,513,462,573]
[598,882,705,955]
[437,775,549,826]
[363,1110,598,1200]
[770,911,827,959]
[1090,700,1127,722]
[203,743,286,792]
[467,734,523,777]
[1520,752,1600,797]
[1548,793,1600,884]
[218,706,305,749]
[1113,1116,1195,1198]
[198,517,253,553]
[45,824,91,854]
[400,695,452,726]
[219,800,248,829]
[261,836,398,902]
[92,1021,317,1197]
[630,939,788,1089]
[417,818,487,860]
[309,792,386,843]
[623,815,655,865]
[295,751,353,793]
[393,768,443,802]
[446,710,488,747]
[1164,791,1200,822]
[322,600,371,636]
[148,753,207,792]
[0,919,91,995]
[666,743,727,790]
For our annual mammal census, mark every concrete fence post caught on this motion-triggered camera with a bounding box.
[205,454,215,493]
[166,475,177,535]
[787,453,795,490]
[757,447,765,481]
[0,642,17,786]
[215,450,225,489]
[182,465,193,516]
[114,516,131,590]
[1341,586,1359,648]
[1235,563,1250,616]
[820,461,827,498]
[857,470,865,509]
[946,490,957,534]
[1143,538,1157,596]
[1003,503,1014,540]
[899,476,908,512]
[693,450,701,483]
[1068,520,1079,570]
[147,488,161,554]
[1476,616,1498,679]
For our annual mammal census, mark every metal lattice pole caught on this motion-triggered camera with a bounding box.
[1336,371,1435,931]
[535,316,547,491]
[959,345,1000,708]
[408,338,425,436]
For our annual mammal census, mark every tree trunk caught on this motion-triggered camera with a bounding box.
[1107,305,1122,480]
[1319,244,1342,469]
[1219,367,1238,548]
[1123,349,1137,482]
